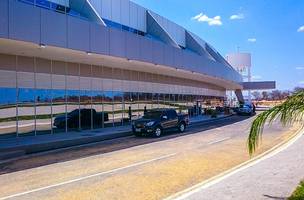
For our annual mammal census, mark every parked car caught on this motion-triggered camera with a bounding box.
[236,103,256,116]
[132,108,189,137]
[54,109,109,129]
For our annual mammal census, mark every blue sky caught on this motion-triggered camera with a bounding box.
[132,0,304,90]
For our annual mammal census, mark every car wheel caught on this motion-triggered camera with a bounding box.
[154,127,162,137]
[178,122,186,133]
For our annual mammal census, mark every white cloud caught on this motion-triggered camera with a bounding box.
[297,25,304,32]
[247,38,257,42]
[252,75,262,80]
[298,81,304,85]
[296,66,304,70]
[191,13,222,26]
[230,13,244,20]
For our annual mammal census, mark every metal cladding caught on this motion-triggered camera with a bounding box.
[0,0,243,89]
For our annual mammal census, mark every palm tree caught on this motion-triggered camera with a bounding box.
[248,90,304,155]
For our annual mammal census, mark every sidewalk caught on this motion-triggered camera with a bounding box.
[0,114,231,160]
[178,132,304,200]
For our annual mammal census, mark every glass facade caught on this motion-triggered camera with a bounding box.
[0,57,224,139]
[0,87,223,138]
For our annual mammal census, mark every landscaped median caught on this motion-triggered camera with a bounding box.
[289,180,304,200]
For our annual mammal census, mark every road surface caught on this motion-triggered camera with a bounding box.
[0,115,298,200]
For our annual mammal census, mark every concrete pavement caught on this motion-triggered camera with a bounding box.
[0,116,299,200]
[173,130,304,200]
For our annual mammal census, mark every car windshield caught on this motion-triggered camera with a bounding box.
[143,111,162,119]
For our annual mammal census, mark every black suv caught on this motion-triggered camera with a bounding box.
[54,109,109,129]
[132,109,189,137]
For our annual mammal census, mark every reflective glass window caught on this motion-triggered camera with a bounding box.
[131,93,139,120]
[92,91,103,129]
[138,93,146,118]
[80,90,92,130]
[52,89,66,133]
[17,88,36,136]
[35,89,52,135]
[113,91,124,126]
[158,94,165,108]
[103,91,114,127]
[66,90,79,131]
[0,88,17,138]
[123,92,132,125]
[152,93,159,109]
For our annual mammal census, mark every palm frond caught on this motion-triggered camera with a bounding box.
[248,91,304,155]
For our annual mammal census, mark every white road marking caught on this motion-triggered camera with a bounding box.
[0,153,176,200]
[165,129,303,200]
[0,122,51,129]
[207,137,231,145]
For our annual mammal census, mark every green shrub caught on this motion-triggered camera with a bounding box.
[289,181,304,200]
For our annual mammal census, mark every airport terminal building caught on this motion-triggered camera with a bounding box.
[0,0,243,137]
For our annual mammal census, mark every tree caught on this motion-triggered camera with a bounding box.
[252,91,261,101]
[270,90,282,100]
[294,87,304,93]
[247,90,304,155]
[261,91,269,100]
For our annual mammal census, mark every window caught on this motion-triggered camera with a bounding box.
[168,110,177,119]
[0,88,17,138]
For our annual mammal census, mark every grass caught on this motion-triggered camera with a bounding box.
[289,181,304,200]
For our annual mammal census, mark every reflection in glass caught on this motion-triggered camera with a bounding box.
[103,91,113,127]
[159,93,165,108]
[124,92,132,125]
[171,94,178,112]
[113,91,123,126]
[52,89,66,133]
[66,90,79,131]
[164,94,170,108]
[92,91,103,129]
[35,89,52,135]
[152,93,159,109]
[131,93,139,119]
[0,88,17,138]
[138,93,146,118]
[80,90,92,130]
[18,88,35,136]
[146,93,153,110]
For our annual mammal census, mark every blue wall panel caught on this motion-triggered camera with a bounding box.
[139,37,153,63]
[9,0,40,43]
[90,23,109,55]
[125,32,140,60]
[152,41,164,65]
[67,16,90,51]
[0,0,8,38]
[163,46,175,67]
[109,28,126,58]
[41,9,67,48]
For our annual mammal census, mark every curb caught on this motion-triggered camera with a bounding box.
[0,131,133,160]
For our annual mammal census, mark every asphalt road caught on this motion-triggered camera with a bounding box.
[0,115,298,200]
